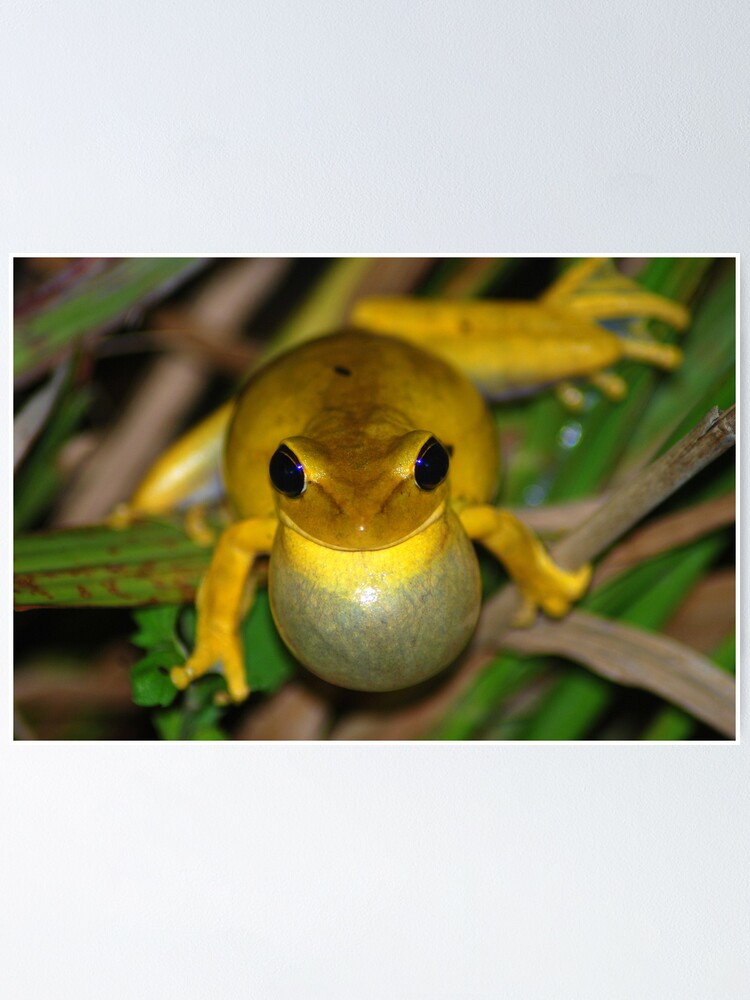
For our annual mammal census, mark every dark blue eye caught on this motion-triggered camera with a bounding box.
[414,437,450,491]
[269,446,306,497]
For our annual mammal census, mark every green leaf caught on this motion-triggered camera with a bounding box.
[131,605,183,650]
[642,707,695,741]
[153,708,184,740]
[586,533,726,626]
[262,258,373,360]
[428,652,542,740]
[711,631,735,674]
[152,676,228,740]
[14,258,209,382]
[14,518,212,607]
[619,264,735,466]
[193,726,227,741]
[240,589,297,694]
[14,387,91,532]
[523,668,612,741]
[128,585,295,727]
[131,650,179,708]
[129,606,185,707]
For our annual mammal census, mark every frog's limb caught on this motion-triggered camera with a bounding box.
[351,258,688,400]
[171,516,278,702]
[588,370,627,401]
[540,257,691,331]
[458,504,591,622]
[183,504,216,547]
[555,382,586,411]
[108,401,234,542]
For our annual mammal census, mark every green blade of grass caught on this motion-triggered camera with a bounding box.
[419,257,514,298]
[522,668,612,741]
[14,388,91,532]
[14,257,208,382]
[616,263,736,471]
[14,518,212,607]
[261,258,374,360]
[427,653,543,740]
[641,707,695,741]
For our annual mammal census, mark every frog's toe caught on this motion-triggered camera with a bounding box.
[541,562,592,617]
[107,503,136,530]
[170,664,196,690]
[568,562,593,598]
[512,595,539,627]
[540,593,574,617]
[183,504,216,547]
[170,640,219,691]
[226,679,250,703]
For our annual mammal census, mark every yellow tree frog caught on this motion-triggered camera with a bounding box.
[114,258,689,702]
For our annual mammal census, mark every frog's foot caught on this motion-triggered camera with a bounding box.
[514,561,592,625]
[107,502,137,530]
[555,371,628,410]
[170,628,250,703]
[555,381,586,411]
[512,594,540,628]
[589,370,627,401]
[542,258,691,332]
[460,505,592,622]
[183,504,216,547]
[555,348,679,410]
[619,338,683,371]
[107,500,216,547]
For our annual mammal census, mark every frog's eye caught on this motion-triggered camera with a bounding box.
[414,436,450,491]
[269,445,306,497]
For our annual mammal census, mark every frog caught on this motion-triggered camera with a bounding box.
[113,258,689,702]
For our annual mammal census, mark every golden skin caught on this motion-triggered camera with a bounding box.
[226,331,499,692]
[115,258,689,702]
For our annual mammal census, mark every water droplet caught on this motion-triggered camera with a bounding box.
[559,421,583,449]
[523,484,547,507]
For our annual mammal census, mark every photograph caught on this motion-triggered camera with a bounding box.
[13,255,736,741]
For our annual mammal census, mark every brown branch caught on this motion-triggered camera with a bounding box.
[502,611,735,738]
[592,491,735,586]
[471,405,736,649]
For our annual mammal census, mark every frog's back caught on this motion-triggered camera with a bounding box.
[224,330,498,519]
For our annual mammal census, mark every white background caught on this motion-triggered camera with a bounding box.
[2,2,747,997]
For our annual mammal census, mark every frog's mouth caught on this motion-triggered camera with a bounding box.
[277,500,448,552]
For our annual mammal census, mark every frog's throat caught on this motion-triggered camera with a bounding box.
[277,500,448,552]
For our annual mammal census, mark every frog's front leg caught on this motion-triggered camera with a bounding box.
[458,503,591,623]
[171,516,277,702]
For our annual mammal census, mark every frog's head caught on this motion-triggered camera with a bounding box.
[267,412,452,550]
